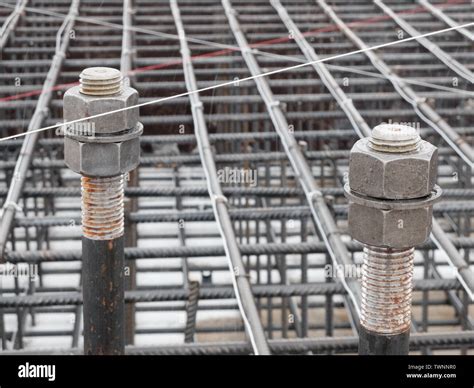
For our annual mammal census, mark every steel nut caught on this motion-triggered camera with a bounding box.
[64,137,140,177]
[348,138,437,200]
[348,202,433,248]
[63,86,139,134]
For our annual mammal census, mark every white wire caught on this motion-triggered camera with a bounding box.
[0,20,472,144]
[0,0,470,104]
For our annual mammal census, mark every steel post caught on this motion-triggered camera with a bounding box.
[345,124,441,355]
[63,67,142,354]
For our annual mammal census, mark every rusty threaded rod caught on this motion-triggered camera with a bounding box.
[81,175,125,240]
[359,246,415,354]
[77,68,126,355]
[360,246,414,335]
[63,66,141,354]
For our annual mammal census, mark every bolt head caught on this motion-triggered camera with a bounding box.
[63,86,138,134]
[348,138,438,199]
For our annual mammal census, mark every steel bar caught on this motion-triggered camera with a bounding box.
[0,0,471,355]
[1,76,473,104]
[121,0,137,347]
[271,1,468,354]
[0,185,473,200]
[0,0,80,352]
[170,0,270,355]
[1,330,473,356]
[431,221,474,301]
[0,293,461,314]
[261,196,304,337]
[223,0,363,325]
[317,0,474,303]
[0,279,463,308]
[317,0,474,169]
[0,0,469,51]
[417,0,474,42]
[8,195,474,226]
[374,0,474,83]
[1,106,473,129]
[183,281,200,343]
[82,237,125,355]
[0,0,28,51]
[4,237,474,262]
[271,2,445,355]
[0,0,79,263]
[271,0,371,139]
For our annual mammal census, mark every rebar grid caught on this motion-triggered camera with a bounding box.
[0,0,472,354]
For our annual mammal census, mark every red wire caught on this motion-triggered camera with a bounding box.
[0,0,465,103]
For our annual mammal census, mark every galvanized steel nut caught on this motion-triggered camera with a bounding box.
[344,184,441,248]
[347,202,433,248]
[348,137,438,200]
[63,85,139,134]
[64,136,140,177]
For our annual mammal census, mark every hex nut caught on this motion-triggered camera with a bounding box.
[348,202,433,248]
[64,136,140,177]
[63,85,139,134]
[348,138,438,200]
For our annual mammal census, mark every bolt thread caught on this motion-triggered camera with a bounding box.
[360,245,414,335]
[79,67,122,96]
[81,175,124,240]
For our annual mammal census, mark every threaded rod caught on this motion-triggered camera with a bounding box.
[359,245,414,355]
[81,175,124,240]
[79,67,122,96]
[361,246,414,335]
